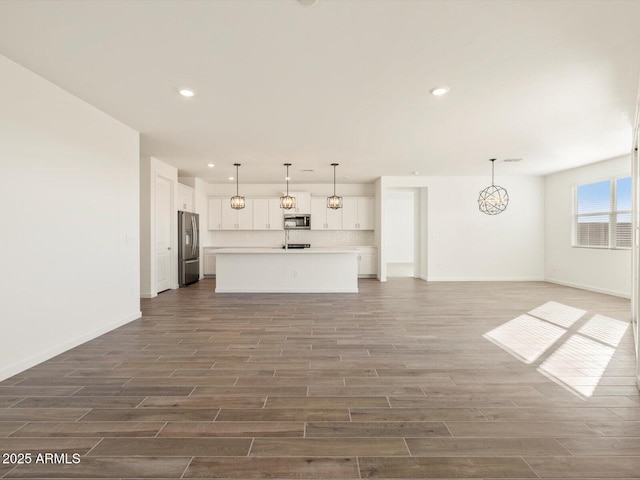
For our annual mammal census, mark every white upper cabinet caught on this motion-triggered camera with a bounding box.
[209,195,373,231]
[285,192,311,214]
[236,199,254,229]
[207,197,223,230]
[311,197,342,230]
[253,198,284,230]
[177,183,194,212]
[358,197,375,230]
[253,199,269,230]
[221,198,253,230]
[342,197,375,230]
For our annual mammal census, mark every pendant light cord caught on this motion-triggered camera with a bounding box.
[236,164,240,196]
[286,164,289,195]
[491,158,495,186]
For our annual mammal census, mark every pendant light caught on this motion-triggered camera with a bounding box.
[230,163,245,210]
[327,163,343,209]
[478,158,509,215]
[280,163,296,209]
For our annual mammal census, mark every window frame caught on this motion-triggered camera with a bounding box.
[572,175,631,250]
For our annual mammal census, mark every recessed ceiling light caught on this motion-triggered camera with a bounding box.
[207,163,215,168]
[301,169,315,172]
[228,176,234,181]
[179,89,195,97]
[412,171,420,175]
[429,86,450,96]
[503,158,523,163]
[298,0,318,5]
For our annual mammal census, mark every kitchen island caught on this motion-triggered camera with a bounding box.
[215,248,358,293]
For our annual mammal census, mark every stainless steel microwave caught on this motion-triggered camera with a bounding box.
[284,214,311,229]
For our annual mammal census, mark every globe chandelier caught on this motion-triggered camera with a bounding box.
[478,158,509,215]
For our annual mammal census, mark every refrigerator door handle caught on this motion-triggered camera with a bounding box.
[192,215,198,258]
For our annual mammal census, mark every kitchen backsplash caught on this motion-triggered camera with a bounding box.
[205,229,374,247]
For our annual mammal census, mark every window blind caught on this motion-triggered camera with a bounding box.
[574,177,631,249]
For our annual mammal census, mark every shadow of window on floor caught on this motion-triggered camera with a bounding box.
[483,301,628,398]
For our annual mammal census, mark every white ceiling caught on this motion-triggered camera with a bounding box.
[1,0,639,184]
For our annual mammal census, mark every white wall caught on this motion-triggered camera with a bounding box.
[379,175,545,281]
[0,55,140,380]
[545,155,631,297]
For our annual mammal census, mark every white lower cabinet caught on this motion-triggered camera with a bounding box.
[356,247,377,277]
[203,249,217,276]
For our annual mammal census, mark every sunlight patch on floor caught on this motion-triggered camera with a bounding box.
[528,301,586,328]
[578,314,628,347]
[484,303,628,398]
[483,314,566,364]
[538,335,615,397]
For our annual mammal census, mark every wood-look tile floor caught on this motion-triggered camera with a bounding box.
[0,278,638,479]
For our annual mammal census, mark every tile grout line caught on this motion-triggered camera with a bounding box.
[2,463,19,479]
[155,421,169,438]
[84,437,104,456]
[247,437,255,456]
[520,455,542,479]
[180,456,194,479]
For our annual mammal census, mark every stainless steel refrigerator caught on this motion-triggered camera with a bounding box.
[178,211,200,286]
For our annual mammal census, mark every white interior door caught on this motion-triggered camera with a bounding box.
[155,175,172,293]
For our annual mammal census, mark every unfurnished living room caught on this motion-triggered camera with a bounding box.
[1,1,640,479]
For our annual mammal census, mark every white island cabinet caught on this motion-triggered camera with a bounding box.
[215,248,358,293]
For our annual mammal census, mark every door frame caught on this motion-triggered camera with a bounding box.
[153,173,176,296]
[632,135,639,389]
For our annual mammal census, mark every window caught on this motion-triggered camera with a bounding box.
[574,176,631,249]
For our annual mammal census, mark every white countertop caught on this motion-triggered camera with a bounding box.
[214,247,358,254]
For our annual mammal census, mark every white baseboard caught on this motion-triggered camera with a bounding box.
[426,276,545,282]
[544,277,630,299]
[215,288,358,293]
[0,311,141,382]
